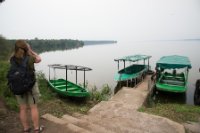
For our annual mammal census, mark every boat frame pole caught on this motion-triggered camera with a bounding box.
[117,60,119,70]
[75,66,77,84]
[49,66,50,81]
[66,66,68,91]
[123,60,125,69]
[53,68,55,85]
[84,69,86,88]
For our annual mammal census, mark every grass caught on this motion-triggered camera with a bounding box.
[139,103,200,123]
[0,61,19,111]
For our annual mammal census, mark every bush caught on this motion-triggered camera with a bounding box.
[0,61,17,110]
[36,71,57,102]
[89,84,112,102]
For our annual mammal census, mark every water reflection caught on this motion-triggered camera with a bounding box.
[152,89,186,104]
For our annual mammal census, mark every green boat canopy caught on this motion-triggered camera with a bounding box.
[156,55,192,69]
[114,54,151,62]
[48,64,92,71]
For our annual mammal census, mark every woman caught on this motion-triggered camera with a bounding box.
[10,40,43,133]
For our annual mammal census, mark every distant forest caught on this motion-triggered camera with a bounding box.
[83,40,117,45]
[8,38,84,54]
[0,36,84,60]
[0,36,117,61]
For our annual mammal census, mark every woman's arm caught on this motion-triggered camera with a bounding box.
[27,44,41,63]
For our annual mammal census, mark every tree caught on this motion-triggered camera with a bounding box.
[0,35,13,60]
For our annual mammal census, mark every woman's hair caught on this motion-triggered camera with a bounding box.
[14,40,29,59]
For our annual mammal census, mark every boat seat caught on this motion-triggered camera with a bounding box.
[52,82,66,86]
[161,79,185,86]
[163,75,184,81]
[175,77,185,81]
[55,84,73,88]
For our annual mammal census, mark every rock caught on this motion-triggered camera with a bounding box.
[183,122,200,133]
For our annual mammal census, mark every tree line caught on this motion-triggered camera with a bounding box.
[9,38,84,54]
[0,36,84,60]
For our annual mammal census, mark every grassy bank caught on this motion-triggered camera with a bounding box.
[139,102,200,123]
[0,61,19,111]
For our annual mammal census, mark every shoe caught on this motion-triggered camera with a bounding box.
[34,125,44,133]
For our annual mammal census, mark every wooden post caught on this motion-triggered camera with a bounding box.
[148,79,151,91]
[135,78,136,86]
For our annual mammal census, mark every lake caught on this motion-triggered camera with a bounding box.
[35,40,200,105]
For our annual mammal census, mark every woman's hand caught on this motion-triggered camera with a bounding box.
[27,43,33,56]
[26,43,41,63]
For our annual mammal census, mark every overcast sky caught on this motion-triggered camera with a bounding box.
[0,0,200,41]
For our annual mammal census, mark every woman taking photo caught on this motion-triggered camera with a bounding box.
[8,40,43,133]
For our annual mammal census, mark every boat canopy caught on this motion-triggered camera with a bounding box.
[114,54,151,62]
[156,55,192,69]
[48,64,92,71]
[48,64,92,89]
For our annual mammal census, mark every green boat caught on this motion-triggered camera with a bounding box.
[48,64,92,97]
[155,55,192,93]
[114,54,152,82]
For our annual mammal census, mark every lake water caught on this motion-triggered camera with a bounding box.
[35,40,200,105]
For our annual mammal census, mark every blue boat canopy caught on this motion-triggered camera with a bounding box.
[114,54,151,62]
[156,55,192,69]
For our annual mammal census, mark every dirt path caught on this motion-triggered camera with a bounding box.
[0,97,71,133]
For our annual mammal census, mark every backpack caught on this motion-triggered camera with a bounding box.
[7,56,36,95]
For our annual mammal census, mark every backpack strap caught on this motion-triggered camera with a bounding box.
[23,56,36,104]
[10,56,29,68]
[22,56,29,68]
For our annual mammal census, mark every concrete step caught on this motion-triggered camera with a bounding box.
[42,113,91,133]
[62,114,114,133]
[88,89,148,116]
[80,114,135,133]
[80,110,186,133]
